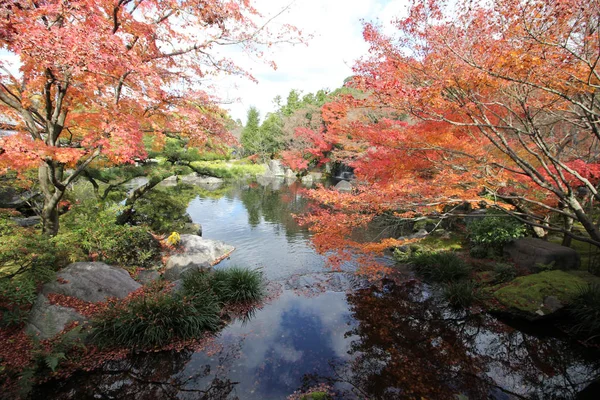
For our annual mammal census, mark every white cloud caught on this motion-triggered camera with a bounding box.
[215,0,410,124]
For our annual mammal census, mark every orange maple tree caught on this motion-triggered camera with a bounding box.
[0,0,299,234]
[295,0,600,271]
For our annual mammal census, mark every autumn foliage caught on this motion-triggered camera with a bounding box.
[289,0,600,270]
[0,0,298,234]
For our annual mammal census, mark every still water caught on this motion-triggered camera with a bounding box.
[38,178,600,399]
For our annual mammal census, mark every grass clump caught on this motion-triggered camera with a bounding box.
[92,287,221,348]
[410,251,472,283]
[183,267,265,304]
[569,284,600,338]
[443,280,483,308]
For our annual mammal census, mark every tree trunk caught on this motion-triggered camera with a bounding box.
[38,163,64,236]
[562,215,574,247]
[116,173,173,225]
[41,201,60,236]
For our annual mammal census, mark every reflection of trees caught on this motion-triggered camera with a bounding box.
[35,345,243,399]
[315,280,600,400]
[132,184,228,234]
[238,182,311,239]
[332,279,490,399]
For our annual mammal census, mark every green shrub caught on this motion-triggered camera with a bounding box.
[467,210,526,251]
[59,204,161,269]
[92,288,221,348]
[469,245,488,259]
[493,263,517,283]
[410,251,472,282]
[569,284,600,338]
[442,280,482,308]
[0,278,37,326]
[183,267,265,305]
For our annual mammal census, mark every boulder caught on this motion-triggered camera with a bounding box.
[491,270,587,320]
[267,159,286,176]
[43,262,141,303]
[163,234,234,281]
[26,294,87,339]
[301,174,313,184]
[0,187,35,208]
[309,171,323,181]
[159,175,178,187]
[26,262,140,339]
[136,269,161,285]
[182,222,203,236]
[504,238,580,272]
[178,173,223,190]
[335,180,352,192]
[12,216,41,227]
[284,168,296,179]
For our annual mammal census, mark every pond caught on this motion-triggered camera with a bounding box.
[37,178,600,399]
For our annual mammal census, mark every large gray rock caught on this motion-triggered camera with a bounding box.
[26,262,142,339]
[301,174,313,184]
[284,168,296,179]
[504,238,580,272]
[182,222,203,236]
[26,294,87,339]
[178,173,223,190]
[164,234,235,281]
[267,159,285,176]
[309,171,323,181]
[159,175,178,187]
[12,216,41,227]
[43,262,142,303]
[335,180,353,192]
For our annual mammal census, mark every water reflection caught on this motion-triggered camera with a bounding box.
[186,181,331,281]
[309,279,600,400]
[36,180,600,399]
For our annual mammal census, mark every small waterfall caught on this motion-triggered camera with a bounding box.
[334,163,355,180]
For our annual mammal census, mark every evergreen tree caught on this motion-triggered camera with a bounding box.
[241,106,261,155]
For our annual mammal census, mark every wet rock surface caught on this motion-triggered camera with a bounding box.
[164,234,234,281]
[283,272,364,295]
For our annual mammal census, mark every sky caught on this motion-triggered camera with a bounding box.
[215,0,409,124]
[0,0,409,125]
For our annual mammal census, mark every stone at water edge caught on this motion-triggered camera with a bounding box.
[284,168,296,179]
[163,234,235,281]
[26,294,87,340]
[504,237,580,272]
[268,159,286,176]
[26,262,141,339]
[334,180,352,192]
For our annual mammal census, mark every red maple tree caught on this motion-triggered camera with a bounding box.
[296,0,600,270]
[0,0,300,234]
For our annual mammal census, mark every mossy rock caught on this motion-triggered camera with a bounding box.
[490,270,589,318]
[419,234,464,251]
